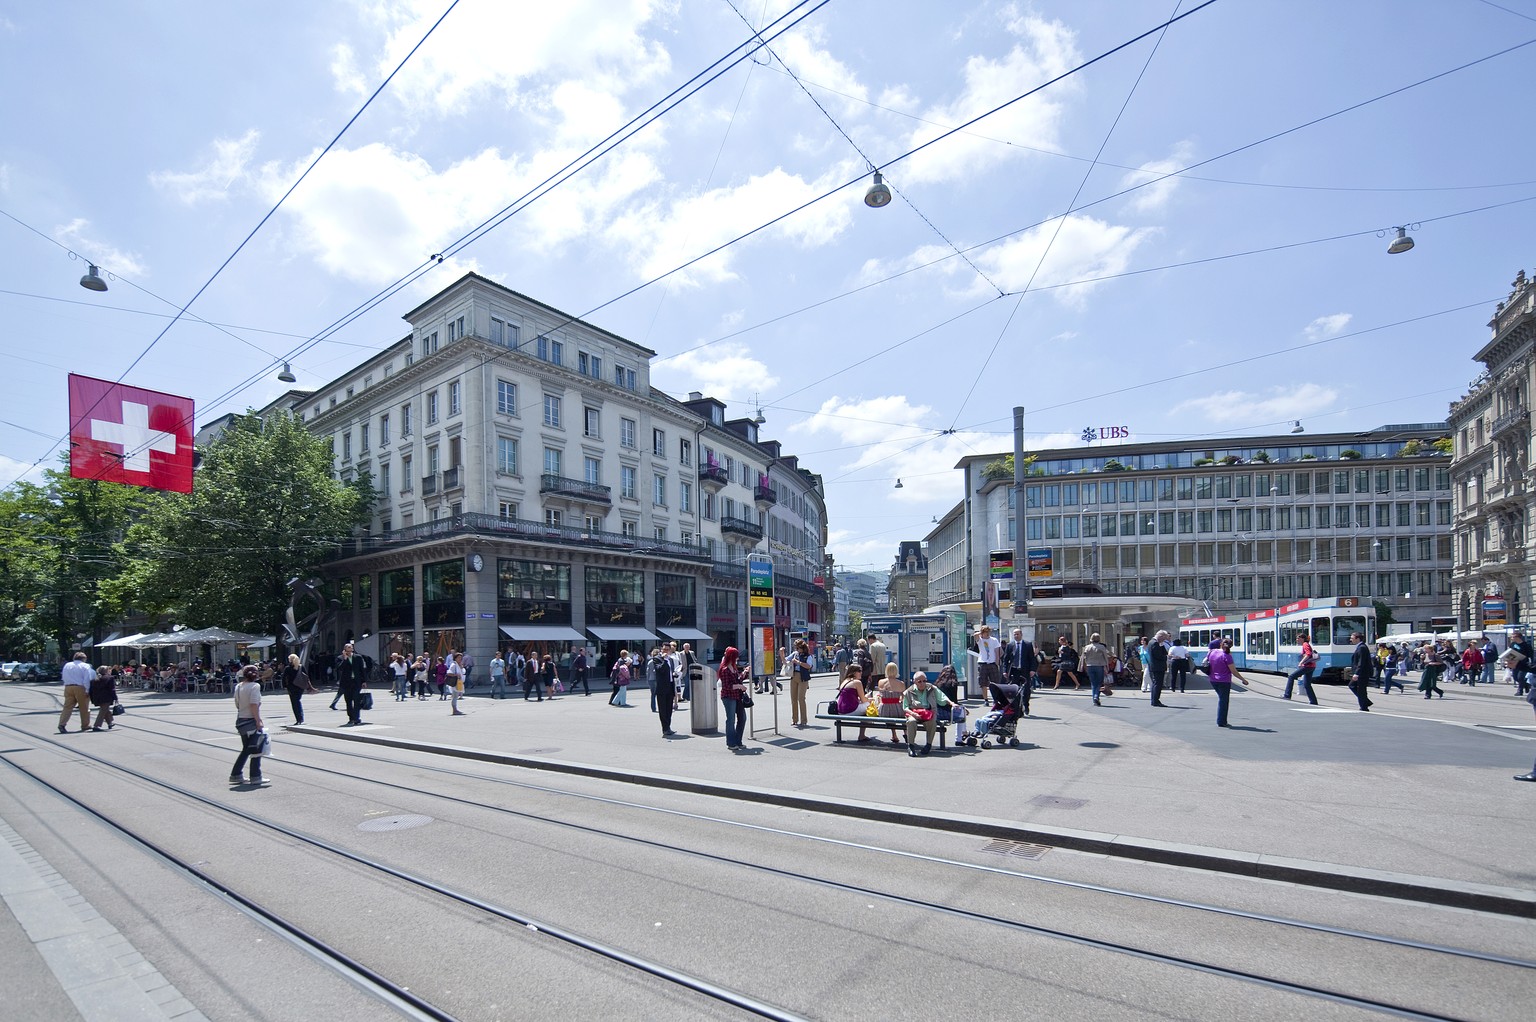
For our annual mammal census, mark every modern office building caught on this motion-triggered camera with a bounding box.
[265,272,826,665]
[950,424,1455,631]
[1448,269,1536,631]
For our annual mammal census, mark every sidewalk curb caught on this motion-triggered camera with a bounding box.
[291,725,1536,920]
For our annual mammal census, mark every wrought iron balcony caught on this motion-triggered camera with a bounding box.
[720,515,763,541]
[540,474,612,504]
[421,474,439,496]
[1491,406,1530,443]
[754,483,777,508]
[699,462,728,491]
[441,466,462,490]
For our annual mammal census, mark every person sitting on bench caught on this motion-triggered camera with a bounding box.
[901,671,954,757]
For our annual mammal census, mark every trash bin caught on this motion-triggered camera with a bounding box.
[690,664,717,734]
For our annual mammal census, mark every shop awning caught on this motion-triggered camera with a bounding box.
[587,626,660,644]
[499,625,586,642]
[656,626,711,642]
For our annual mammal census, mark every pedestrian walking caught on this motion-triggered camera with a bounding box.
[229,665,267,786]
[89,665,118,731]
[1513,680,1536,782]
[1148,630,1170,707]
[1381,647,1405,694]
[541,654,557,700]
[649,647,677,736]
[1418,642,1446,700]
[489,652,507,699]
[1283,632,1320,704]
[1079,633,1110,706]
[1003,627,1037,713]
[787,638,812,727]
[282,653,316,724]
[608,650,631,706]
[460,651,476,690]
[1167,638,1192,693]
[336,641,370,726]
[572,646,591,696]
[58,653,94,733]
[1053,636,1081,690]
[1460,642,1484,686]
[1202,638,1250,728]
[1348,632,1376,710]
[972,625,1002,696]
[447,653,466,715]
[390,653,409,701]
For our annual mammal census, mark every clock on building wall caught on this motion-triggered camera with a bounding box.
[469,553,484,572]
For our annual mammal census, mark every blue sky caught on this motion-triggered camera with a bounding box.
[3,0,1534,573]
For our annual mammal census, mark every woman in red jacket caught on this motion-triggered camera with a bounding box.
[718,646,749,750]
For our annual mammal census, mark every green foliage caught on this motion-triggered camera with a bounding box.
[0,461,154,657]
[1102,459,1127,471]
[1340,449,1362,460]
[1431,437,1453,455]
[109,412,374,636]
[1373,599,1395,634]
[1399,439,1424,456]
[1300,454,1317,460]
[981,452,1037,481]
[848,609,864,639]
[1252,451,1271,463]
[1193,457,1214,466]
[1219,455,1242,465]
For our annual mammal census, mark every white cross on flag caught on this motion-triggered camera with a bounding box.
[68,373,195,493]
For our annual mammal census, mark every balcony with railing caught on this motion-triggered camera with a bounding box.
[421,474,439,496]
[699,462,728,492]
[720,515,763,542]
[1490,405,1529,444]
[540,474,613,504]
[441,466,462,491]
[326,512,709,563]
[754,483,777,509]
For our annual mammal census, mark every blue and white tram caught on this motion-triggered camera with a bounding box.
[1180,598,1375,682]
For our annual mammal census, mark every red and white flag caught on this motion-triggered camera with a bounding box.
[68,374,195,494]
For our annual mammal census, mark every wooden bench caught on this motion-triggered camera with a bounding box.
[814,701,950,749]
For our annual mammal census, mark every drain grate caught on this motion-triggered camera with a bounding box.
[981,838,1050,860]
[1029,794,1087,810]
[358,814,434,832]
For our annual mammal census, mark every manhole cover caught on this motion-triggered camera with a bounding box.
[511,747,559,756]
[358,814,434,832]
[1029,795,1087,810]
[981,838,1050,860]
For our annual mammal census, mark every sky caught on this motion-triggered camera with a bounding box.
[3,0,1535,575]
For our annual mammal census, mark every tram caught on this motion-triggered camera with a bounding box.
[1180,598,1375,682]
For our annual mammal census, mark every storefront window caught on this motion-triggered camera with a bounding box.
[379,567,415,630]
[586,567,644,625]
[422,558,465,627]
[656,573,697,628]
[498,559,571,623]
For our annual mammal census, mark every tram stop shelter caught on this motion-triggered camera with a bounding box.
[1012,594,1204,654]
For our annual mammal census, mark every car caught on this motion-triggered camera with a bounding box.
[0,662,21,680]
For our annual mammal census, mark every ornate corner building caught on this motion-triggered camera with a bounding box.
[1449,269,1536,630]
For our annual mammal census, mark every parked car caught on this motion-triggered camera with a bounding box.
[0,661,22,679]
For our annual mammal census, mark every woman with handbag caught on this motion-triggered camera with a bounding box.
[282,653,317,725]
[89,665,118,732]
[447,653,466,715]
[229,665,267,786]
[787,638,813,727]
[718,646,749,750]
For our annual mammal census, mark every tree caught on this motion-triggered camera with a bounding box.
[981,452,1037,481]
[0,462,154,657]
[1373,599,1395,634]
[848,609,864,639]
[107,412,374,637]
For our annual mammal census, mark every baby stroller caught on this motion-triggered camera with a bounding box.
[959,683,1024,749]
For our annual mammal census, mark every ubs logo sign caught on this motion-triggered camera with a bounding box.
[1082,425,1131,443]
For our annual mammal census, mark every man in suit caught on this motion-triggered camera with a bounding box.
[1148,630,1170,707]
[1004,627,1038,715]
[337,641,370,726]
[1347,631,1375,711]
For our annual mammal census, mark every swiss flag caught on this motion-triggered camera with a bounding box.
[68,374,195,494]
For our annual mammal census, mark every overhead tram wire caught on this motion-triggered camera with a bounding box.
[64,0,837,479]
[664,35,1536,382]
[948,0,1187,431]
[4,0,464,491]
[722,0,1005,299]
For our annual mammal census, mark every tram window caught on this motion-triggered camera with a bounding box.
[1335,616,1365,644]
[1311,617,1331,645]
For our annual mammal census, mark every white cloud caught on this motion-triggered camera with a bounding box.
[972,214,1154,302]
[653,341,779,400]
[606,168,852,287]
[1304,313,1352,339]
[0,452,46,486]
[343,0,674,118]
[1170,382,1338,426]
[149,129,260,204]
[1119,141,1194,214]
[768,25,869,119]
[256,140,661,285]
[899,14,1080,187]
[53,219,147,277]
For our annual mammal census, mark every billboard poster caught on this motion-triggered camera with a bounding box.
[1028,548,1052,578]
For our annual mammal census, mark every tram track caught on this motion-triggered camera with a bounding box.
[1,712,1525,1021]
